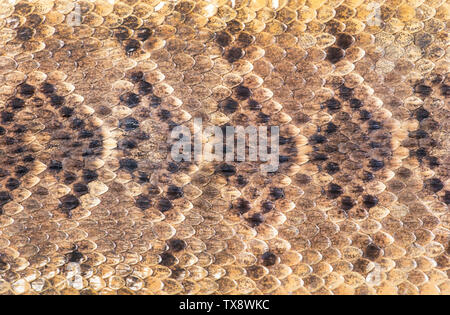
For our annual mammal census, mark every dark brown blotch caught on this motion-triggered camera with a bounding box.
[246,213,264,227]
[364,243,382,261]
[336,33,355,49]
[414,84,432,97]
[225,47,245,63]
[168,239,187,252]
[16,27,34,41]
[215,31,233,47]
[159,252,176,267]
[326,47,345,64]
[261,252,277,266]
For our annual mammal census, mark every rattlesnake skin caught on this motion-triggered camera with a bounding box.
[0,0,448,295]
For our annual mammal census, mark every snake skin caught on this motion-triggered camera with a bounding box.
[0,0,448,295]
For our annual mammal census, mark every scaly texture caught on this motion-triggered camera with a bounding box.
[0,0,448,295]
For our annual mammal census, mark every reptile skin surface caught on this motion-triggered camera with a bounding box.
[0,0,448,295]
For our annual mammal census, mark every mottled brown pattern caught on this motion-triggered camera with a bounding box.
[0,0,448,295]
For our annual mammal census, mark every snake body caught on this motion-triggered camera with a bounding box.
[0,0,448,295]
